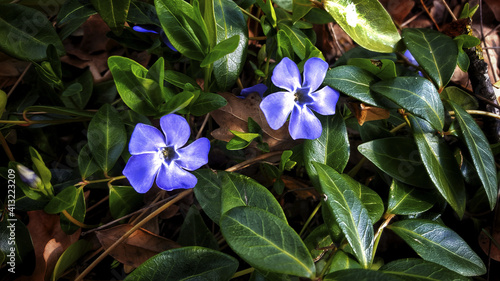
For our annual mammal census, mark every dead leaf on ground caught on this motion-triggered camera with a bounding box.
[282,175,319,200]
[479,227,500,261]
[211,92,297,151]
[95,224,180,268]
[380,0,415,25]
[17,211,81,281]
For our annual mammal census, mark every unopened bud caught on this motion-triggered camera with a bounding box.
[17,164,42,188]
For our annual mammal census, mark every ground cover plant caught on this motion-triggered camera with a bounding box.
[1,0,500,280]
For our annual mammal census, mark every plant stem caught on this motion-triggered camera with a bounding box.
[449,109,500,120]
[299,201,321,237]
[225,151,283,172]
[371,213,396,262]
[239,7,260,22]
[0,131,15,162]
[61,210,98,229]
[231,267,255,279]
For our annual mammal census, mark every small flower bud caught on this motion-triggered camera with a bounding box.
[17,164,42,189]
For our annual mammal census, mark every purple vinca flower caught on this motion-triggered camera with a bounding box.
[123,114,209,193]
[132,25,177,52]
[239,83,268,99]
[404,50,423,77]
[260,57,340,140]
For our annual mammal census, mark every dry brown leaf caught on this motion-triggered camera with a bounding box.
[485,0,500,21]
[17,211,81,281]
[211,92,297,151]
[281,175,319,200]
[479,227,500,261]
[348,102,391,125]
[95,224,180,268]
[380,0,415,25]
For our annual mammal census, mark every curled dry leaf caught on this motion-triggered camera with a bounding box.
[479,227,500,261]
[211,92,296,151]
[95,224,181,268]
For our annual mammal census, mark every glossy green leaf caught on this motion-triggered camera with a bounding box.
[402,28,458,89]
[44,186,77,214]
[193,169,223,224]
[387,180,435,215]
[87,104,126,174]
[155,0,209,61]
[358,137,433,188]
[278,23,309,59]
[408,115,466,218]
[90,0,130,35]
[341,175,384,223]
[313,162,373,268]
[128,1,159,25]
[388,219,486,276]
[327,251,362,274]
[292,0,313,22]
[109,185,144,219]
[220,206,316,278]
[0,4,65,61]
[305,114,350,189]
[381,258,470,281]
[347,58,396,80]
[57,1,96,40]
[125,246,238,281]
[78,144,100,180]
[324,66,387,107]
[213,0,248,90]
[323,0,400,53]
[29,147,53,193]
[51,240,93,281]
[165,70,201,90]
[221,172,286,221]
[159,91,194,115]
[371,77,445,131]
[441,86,478,110]
[189,92,227,116]
[201,35,240,67]
[60,187,86,234]
[61,70,93,110]
[324,269,402,281]
[0,219,35,275]
[200,0,217,48]
[447,100,497,210]
[177,205,219,250]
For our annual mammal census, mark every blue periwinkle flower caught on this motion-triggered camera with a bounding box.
[132,25,177,52]
[123,114,209,193]
[239,83,268,99]
[404,50,423,77]
[17,164,42,189]
[260,57,340,140]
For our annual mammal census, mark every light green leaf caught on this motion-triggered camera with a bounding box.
[220,206,316,278]
[201,35,240,67]
[323,0,400,53]
[44,186,77,214]
[313,162,373,268]
[388,219,486,276]
[278,23,309,59]
[292,0,313,22]
[327,251,362,274]
[60,187,86,234]
[347,58,396,80]
[158,91,194,115]
[90,0,130,35]
[381,258,471,281]
[387,180,435,215]
[51,240,93,281]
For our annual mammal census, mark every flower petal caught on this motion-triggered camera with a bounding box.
[160,30,177,52]
[271,57,301,92]
[302,57,328,92]
[240,83,268,99]
[123,153,162,193]
[260,91,295,130]
[404,50,419,66]
[289,105,322,140]
[133,26,159,34]
[176,137,210,170]
[155,162,198,191]
[129,123,166,155]
[308,86,340,115]
[160,114,191,148]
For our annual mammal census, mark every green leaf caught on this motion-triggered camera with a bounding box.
[213,0,248,90]
[408,115,466,218]
[165,70,201,90]
[447,100,497,210]
[441,86,478,110]
[128,1,159,25]
[87,104,126,174]
[0,4,65,61]
[201,35,240,67]
[341,175,384,223]
[304,224,333,259]
[387,180,435,215]
[323,0,400,53]
[125,246,238,281]
[313,162,373,268]
[61,70,93,109]
[292,0,313,22]
[402,28,458,89]
[189,92,227,116]
[226,136,252,150]
[220,206,316,278]
[90,0,130,35]
[78,144,100,180]
[155,0,209,61]
[221,172,286,221]
[158,91,194,115]
[23,106,94,118]
[371,77,445,131]
[324,66,387,107]
[51,240,93,281]
[347,58,397,80]
[278,23,309,59]
[324,269,403,281]
[380,258,471,281]
[327,251,362,274]
[388,219,486,276]
[44,186,77,214]
[60,187,86,234]
[29,147,53,193]
[230,130,260,142]
[357,137,433,188]
[57,1,96,40]
[109,185,144,219]
[193,169,223,224]
[304,114,350,189]
[177,205,219,250]
[200,0,217,48]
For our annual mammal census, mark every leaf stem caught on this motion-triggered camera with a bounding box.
[239,7,260,22]
[371,213,396,262]
[61,210,98,229]
[225,150,283,172]
[231,267,255,279]
[299,201,321,237]
[450,109,500,120]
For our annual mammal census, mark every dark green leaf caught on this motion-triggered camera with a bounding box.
[189,92,227,116]
[158,91,194,115]
[371,77,445,131]
[165,70,201,90]
[347,58,396,80]
[381,258,470,281]
[447,100,497,210]
[408,115,466,218]
[220,206,316,278]
[201,35,240,67]
[213,0,248,90]
[304,114,350,189]
[51,240,93,281]
[402,28,458,89]
[0,4,65,61]
[387,180,435,215]
[78,144,100,180]
[193,169,223,224]
[61,70,93,109]
[341,175,384,223]
[60,187,86,234]
[304,224,333,259]
[44,186,77,214]
[313,162,373,268]
[57,1,96,26]
[90,0,130,35]
[29,147,53,193]
[128,1,159,25]
[324,269,403,281]
[109,185,144,219]
[441,86,478,110]
[357,137,433,188]
[323,0,400,53]
[177,205,219,250]
[124,246,238,281]
[292,0,313,22]
[327,251,362,274]
[388,219,486,276]
[87,104,126,174]
[0,219,35,275]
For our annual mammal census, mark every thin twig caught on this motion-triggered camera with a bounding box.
[420,0,440,31]
[6,63,31,98]
[225,151,283,172]
[195,113,210,140]
[329,23,344,55]
[440,0,457,21]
